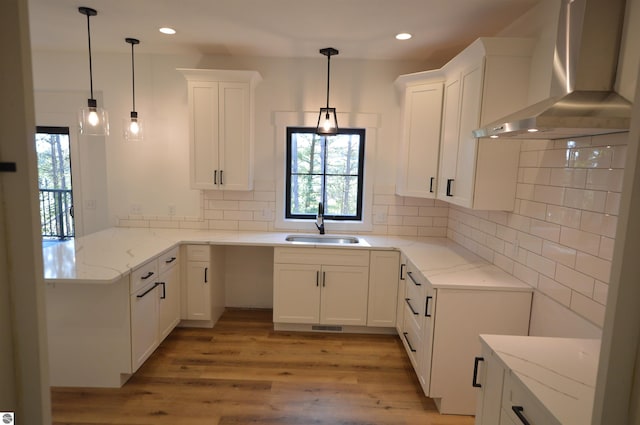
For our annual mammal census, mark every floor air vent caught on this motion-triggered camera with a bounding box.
[312,325,343,332]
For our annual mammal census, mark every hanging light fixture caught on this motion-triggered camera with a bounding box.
[316,47,339,135]
[78,6,109,136]
[124,37,144,141]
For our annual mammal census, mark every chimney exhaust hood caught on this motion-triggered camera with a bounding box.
[473,0,631,140]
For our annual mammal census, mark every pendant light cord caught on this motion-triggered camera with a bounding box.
[325,54,331,108]
[85,12,94,99]
[130,42,136,111]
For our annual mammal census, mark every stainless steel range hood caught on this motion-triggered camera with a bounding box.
[473,0,631,140]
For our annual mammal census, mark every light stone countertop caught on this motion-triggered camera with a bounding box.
[480,334,601,425]
[42,227,531,292]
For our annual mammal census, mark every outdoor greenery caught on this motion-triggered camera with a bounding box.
[288,129,363,218]
[35,130,74,238]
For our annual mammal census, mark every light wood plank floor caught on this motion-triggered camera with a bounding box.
[52,309,475,425]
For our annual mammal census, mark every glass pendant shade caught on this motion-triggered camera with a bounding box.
[124,111,144,141]
[78,7,109,136]
[316,107,338,135]
[124,37,143,141]
[79,98,109,136]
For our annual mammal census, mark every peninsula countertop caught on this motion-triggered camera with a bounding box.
[43,227,531,292]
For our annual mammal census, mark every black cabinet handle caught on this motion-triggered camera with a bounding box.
[204,267,208,283]
[322,271,326,287]
[316,271,320,287]
[141,271,154,280]
[159,282,166,299]
[405,298,418,315]
[446,179,454,197]
[165,257,176,264]
[425,296,432,317]
[136,282,160,298]
[220,170,224,185]
[512,406,531,425]
[407,271,421,286]
[429,177,435,193]
[214,170,218,184]
[402,332,417,353]
[399,263,406,280]
[472,356,484,388]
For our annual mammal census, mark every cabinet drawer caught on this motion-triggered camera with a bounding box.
[502,372,559,425]
[402,303,422,372]
[158,246,179,275]
[274,247,369,267]
[186,244,210,262]
[130,258,159,294]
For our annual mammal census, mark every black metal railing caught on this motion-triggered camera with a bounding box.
[39,189,74,239]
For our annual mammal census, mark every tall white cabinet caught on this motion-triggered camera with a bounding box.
[395,71,444,198]
[437,38,534,210]
[179,69,262,190]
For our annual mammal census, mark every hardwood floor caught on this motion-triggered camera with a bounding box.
[51,309,475,425]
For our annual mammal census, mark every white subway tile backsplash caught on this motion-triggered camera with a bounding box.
[204,210,224,220]
[570,292,605,327]
[549,168,587,188]
[540,149,570,168]
[599,237,615,261]
[605,192,621,215]
[554,136,592,149]
[522,140,555,151]
[542,240,576,267]
[538,275,571,306]
[592,132,628,146]
[570,146,614,168]
[545,205,582,228]
[419,206,449,217]
[555,264,594,297]
[418,227,448,237]
[517,231,543,255]
[564,188,607,212]
[519,150,541,167]
[404,197,436,206]
[522,168,551,184]
[208,200,240,210]
[223,191,254,201]
[519,200,547,220]
[530,219,561,242]
[526,252,556,278]
[593,281,608,305]
[586,169,624,192]
[611,145,628,169]
[580,211,618,238]
[388,205,419,216]
[223,210,254,221]
[575,252,612,283]
[403,216,433,226]
[534,185,565,205]
[513,262,539,287]
[493,252,514,274]
[559,227,601,256]
[253,191,276,202]
[208,220,238,230]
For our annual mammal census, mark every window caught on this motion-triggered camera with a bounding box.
[286,127,365,221]
[35,126,75,240]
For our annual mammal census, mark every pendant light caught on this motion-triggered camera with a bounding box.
[124,37,144,141]
[316,47,339,135]
[78,6,109,136]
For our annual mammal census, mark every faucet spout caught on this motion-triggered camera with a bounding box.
[315,202,325,235]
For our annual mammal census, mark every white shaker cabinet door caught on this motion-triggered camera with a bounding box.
[185,260,212,321]
[158,260,180,340]
[273,263,321,324]
[131,282,160,372]
[320,265,369,326]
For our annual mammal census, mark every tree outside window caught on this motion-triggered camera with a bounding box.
[286,127,365,221]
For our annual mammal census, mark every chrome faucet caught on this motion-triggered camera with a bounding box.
[315,202,325,235]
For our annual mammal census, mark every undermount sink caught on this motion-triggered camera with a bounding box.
[285,234,360,244]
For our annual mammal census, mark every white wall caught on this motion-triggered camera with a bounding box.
[31,50,438,234]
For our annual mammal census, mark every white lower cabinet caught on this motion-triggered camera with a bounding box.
[273,247,370,326]
[367,250,400,327]
[130,246,181,372]
[131,281,160,371]
[158,248,181,340]
[397,260,532,415]
[184,244,212,321]
[475,343,559,425]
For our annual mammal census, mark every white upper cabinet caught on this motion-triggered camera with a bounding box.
[395,71,444,198]
[436,38,534,210]
[179,69,262,190]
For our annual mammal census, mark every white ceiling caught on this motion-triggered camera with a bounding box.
[27,0,540,63]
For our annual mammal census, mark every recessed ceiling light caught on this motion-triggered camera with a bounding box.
[159,27,176,35]
[395,33,412,41]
